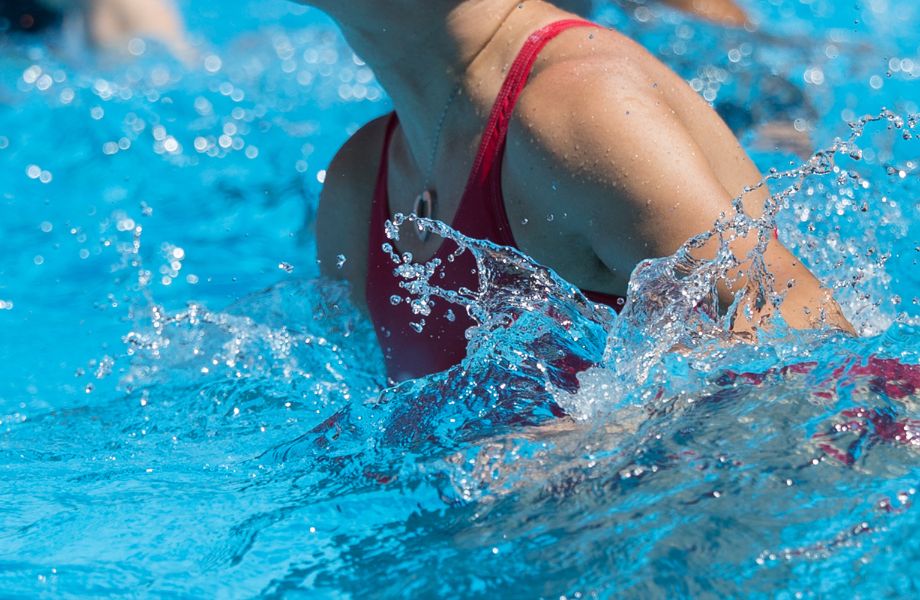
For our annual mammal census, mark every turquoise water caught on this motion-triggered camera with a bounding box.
[1,0,918,597]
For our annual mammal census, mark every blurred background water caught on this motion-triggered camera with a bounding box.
[0,0,918,597]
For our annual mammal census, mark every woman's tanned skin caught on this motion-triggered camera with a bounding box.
[310,0,853,334]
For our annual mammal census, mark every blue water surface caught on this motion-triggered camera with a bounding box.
[0,0,918,597]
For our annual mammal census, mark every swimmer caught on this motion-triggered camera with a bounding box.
[0,0,192,61]
[564,0,748,26]
[654,0,748,26]
[311,0,854,381]
[81,0,192,60]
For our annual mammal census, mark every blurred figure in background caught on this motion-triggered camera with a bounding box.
[0,0,192,60]
[656,0,748,26]
[559,0,749,25]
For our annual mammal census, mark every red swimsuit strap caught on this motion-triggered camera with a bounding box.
[467,19,601,192]
[462,18,625,311]
[373,20,600,249]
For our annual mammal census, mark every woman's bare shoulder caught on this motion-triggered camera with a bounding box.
[316,113,392,306]
[321,113,392,209]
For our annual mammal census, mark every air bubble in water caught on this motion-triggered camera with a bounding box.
[278,262,294,273]
[336,255,347,269]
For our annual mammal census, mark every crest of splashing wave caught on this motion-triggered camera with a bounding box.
[97,111,917,442]
[99,216,385,404]
[380,110,918,421]
[79,113,920,579]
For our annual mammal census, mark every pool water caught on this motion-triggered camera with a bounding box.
[1,0,918,597]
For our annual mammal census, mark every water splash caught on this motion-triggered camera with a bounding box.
[372,111,917,419]
[235,115,920,564]
[3,4,920,596]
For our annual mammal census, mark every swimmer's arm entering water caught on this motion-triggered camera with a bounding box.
[504,48,854,335]
[556,0,747,26]
[84,0,192,61]
[656,0,749,26]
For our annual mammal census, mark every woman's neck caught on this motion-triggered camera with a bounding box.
[320,0,538,173]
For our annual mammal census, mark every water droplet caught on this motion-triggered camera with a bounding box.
[390,295,402,306]
[546,214,555,222]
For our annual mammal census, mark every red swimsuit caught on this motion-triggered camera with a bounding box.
[366,20,625,381]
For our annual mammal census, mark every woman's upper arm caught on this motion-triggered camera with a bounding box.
[509,76,853,332]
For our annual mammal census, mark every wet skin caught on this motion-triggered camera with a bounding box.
[313,0,854,335]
